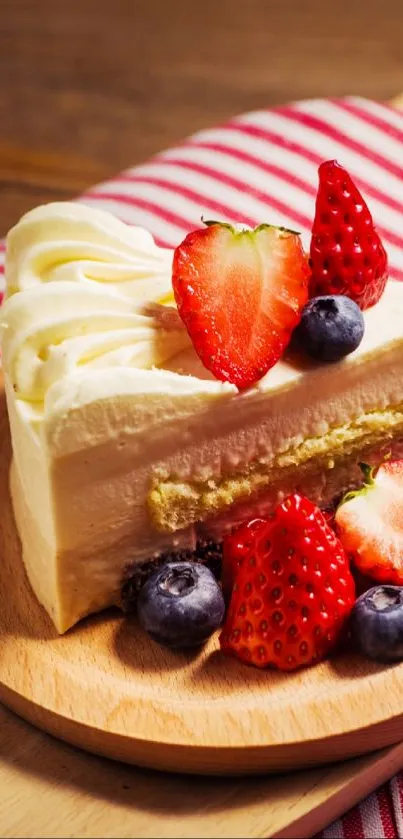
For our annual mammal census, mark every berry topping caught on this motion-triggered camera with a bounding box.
[172,222,310,390]
[310,160,388,310]
[294,294,365,362]
[137,561,225,649]
[335,461,403,585]
[350,585,403,662]
[220,494,355,671]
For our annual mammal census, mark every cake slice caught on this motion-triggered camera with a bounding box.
[2,201,403,633]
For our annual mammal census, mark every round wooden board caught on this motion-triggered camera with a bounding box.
[2,381,403,775]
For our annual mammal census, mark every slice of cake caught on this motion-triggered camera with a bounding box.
[2,162,401,633]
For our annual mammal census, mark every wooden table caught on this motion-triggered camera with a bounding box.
[2,2,403,837]
[1,0,403,238]
[2,700,403,839]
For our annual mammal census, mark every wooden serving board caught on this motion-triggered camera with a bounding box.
[1,373,403,779]
[2,701,403,839]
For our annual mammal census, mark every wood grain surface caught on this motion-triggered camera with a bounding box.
[1,0,403,238]
[2,702,403,839]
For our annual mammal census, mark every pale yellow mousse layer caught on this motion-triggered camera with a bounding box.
[3,202,403,633]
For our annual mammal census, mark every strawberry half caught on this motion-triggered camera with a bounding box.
[310,160,388,310]
[172,222,309,390]
[336,461,403,584]
[220,494,355,671]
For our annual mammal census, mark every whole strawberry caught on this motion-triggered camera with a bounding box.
[172,222,309,390]
[221,518,266,601]
[220,494,355,671]
[310,160,388,310]
[335,460,403,585]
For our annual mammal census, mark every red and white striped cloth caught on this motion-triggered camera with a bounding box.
[316,775,403,838]
[1,95,403,836]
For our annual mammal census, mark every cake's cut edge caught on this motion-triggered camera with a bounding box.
[10,421,403,633]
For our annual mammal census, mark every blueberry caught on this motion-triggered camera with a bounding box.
[137,561,225,649]
[295,295,365,362]
[350,585,403,662]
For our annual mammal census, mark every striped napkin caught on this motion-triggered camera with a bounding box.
[2,95,403,837]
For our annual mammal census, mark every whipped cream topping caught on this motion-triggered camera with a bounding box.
[2,203,219,414]
[5,201,175,304]
[2,282,195,405]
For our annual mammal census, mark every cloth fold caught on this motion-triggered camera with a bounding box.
[1,96,403,837]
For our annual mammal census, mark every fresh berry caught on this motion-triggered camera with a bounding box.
[121,542,223,612]
[220,494,355,671]
[221,518,266,601]
[335,461,403,584]
[172,222,310,389]
[294,294,365,362]
[137,561,225,648]
[350,585,403,662]
[310,160,388,310]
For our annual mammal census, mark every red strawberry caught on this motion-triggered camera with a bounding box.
[335,460,403,584]
[310,160,388,310]
[172,222,309,390]
[221,518,266,600]
[220,494,355,671]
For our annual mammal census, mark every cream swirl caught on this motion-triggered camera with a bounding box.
[5,202,175,304]
[1,203,200,410]
[2,283,194,404]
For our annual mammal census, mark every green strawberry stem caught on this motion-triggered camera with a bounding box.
[358,462,375,484]
[255,223,300,236]
[337,462,375,508]
[202,219,234,229]
[201,218,300,237]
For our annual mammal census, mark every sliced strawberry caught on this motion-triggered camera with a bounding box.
[310,160,388,310]
[172,222,309,389]
[220,494,355,671]
[336,461,403,584]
